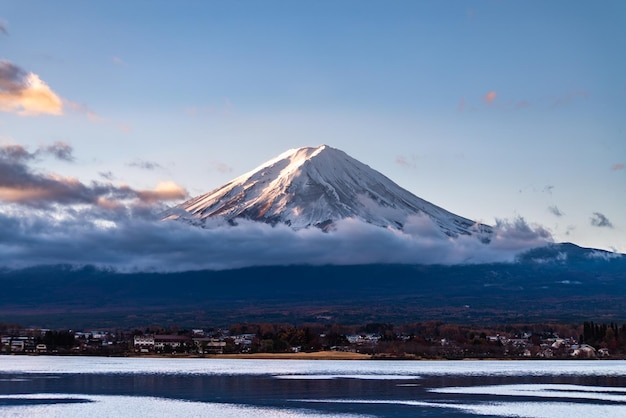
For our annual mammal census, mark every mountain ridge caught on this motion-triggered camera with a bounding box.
[2,242,624,328]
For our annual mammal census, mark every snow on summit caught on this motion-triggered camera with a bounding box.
[164,145,493,240]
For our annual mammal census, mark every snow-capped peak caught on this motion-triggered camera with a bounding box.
[164,145,493,239]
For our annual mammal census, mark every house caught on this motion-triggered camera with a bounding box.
[154,335,192,352]
[571,344,596,358]
[10,339,25,353]
[133,335,155,352]
[193,338,226,354]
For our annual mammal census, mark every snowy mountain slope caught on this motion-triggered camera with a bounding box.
[164,145,493,240]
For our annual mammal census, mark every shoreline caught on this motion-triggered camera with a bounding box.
[212,351,372,360]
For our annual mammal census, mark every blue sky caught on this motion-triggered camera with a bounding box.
[1,0,624,259]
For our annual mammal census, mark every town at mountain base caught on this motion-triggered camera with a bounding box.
[2,320,623,360]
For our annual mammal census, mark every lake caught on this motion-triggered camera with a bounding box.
[1,356,626,417]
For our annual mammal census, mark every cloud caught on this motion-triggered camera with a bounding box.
[210,161,233,174]
[112,56,126,66]
[483,91,496,104]
[99,171,115,181]
[491,217,553,250]
[135,181,187,203]
[0,205,554,272]
[395,154,418,168]
[128,159,163,170]
[0,141,74,162]
[548,206,564,217]
[0,143,33,161]
[0,20,7,36]
[0,142,187,208]
[590,212,613,228]
[551,90,589,108]
[65,100,104,122]
[0,60,63,116]
[611,163,624,171]
[41,141,74,161]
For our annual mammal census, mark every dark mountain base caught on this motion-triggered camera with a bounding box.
[1,249,625,329]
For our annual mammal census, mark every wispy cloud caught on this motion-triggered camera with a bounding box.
[0,19,8,36]
[65,100,104,122]
[611,163,624,171]
[548,205,564,217]
[590,212,613,228]
[209,161,233,174]
[395,154,418,168]
[0,60,63,116]
[128,159,163,171]
[551,90,589,108]
[99,171,115,181]
[516,100,530,109]
[112,56,126,66]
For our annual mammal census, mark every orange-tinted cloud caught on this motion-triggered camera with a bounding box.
[611,163,624,171]
[0,60,63,116]
[483,91,496,104]
[136,181,188,203]
[0,186,56,203]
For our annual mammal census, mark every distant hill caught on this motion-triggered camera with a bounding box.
[1,243,624,329]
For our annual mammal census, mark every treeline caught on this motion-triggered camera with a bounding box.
[224,321,626,357]
[581,321,626,350]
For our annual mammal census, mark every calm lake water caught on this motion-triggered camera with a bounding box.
[1,356,626,417]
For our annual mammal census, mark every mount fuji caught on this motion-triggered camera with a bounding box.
[3,146,625,327]
[164,145,493,241]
